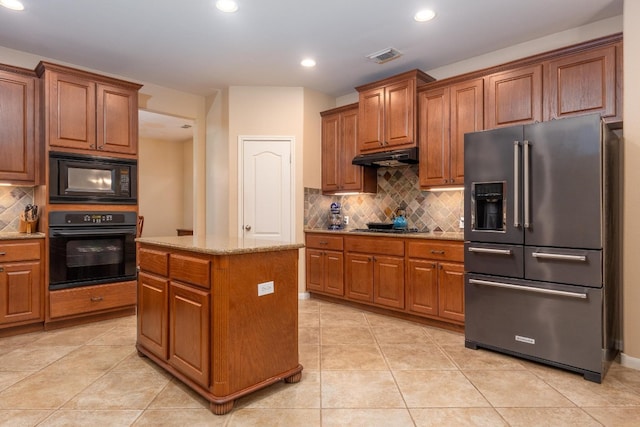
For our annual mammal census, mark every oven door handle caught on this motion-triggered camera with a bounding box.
[50,228,136,237]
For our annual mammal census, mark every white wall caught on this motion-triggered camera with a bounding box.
[622,1,640,367]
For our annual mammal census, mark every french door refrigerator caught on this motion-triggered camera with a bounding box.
[463,113,621,383]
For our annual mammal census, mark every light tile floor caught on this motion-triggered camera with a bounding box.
[0,298,639,426]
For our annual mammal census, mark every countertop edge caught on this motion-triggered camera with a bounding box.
[304,228,464,242]
[137,236,304,255]
[0,232,46,240]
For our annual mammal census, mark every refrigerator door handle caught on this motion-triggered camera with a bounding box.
[531,252,587,262]
[468,247,513,255]
[523,140,531,228]
[468,278,588,299]
[513,141,521,227]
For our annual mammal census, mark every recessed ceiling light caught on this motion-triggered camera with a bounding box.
[216,0,238,13]
[414,9,436,22]
[0,0,25,11]
[301,58,316,68]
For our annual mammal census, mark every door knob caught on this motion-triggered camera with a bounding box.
[245,225,252,231]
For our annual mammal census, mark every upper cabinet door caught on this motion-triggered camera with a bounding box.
[545,45,617,122]
[48,71,97,150]
[485,64,542,129]
[384,79,415,148]
[321,112,340,193]
[0,70,36,183]
[339,107,363,191]
[449,78,484,185]
[96,83,138,155]
[418,87,450,187]
[358,87,385,152]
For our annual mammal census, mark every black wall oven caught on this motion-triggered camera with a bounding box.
[49,211,137,291]
[49,152,137,204]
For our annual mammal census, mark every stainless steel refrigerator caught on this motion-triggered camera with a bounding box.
[463,113,621,383]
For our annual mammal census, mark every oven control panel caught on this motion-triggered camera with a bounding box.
[49,211,138,226]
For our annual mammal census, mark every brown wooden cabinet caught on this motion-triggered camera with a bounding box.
[321,104,376,194]
[544,44,620,122]
[344,236,405,309]
[406,240,464,324]
[136,241,302,415]
[0,66,39,184]
[37,62,141,156]
[418,79,483,188]
[0,240,43,328]
[356,69,434,153]
[305,234,344,296]
[485,64,543,129]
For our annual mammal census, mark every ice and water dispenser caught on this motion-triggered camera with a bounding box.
[471,182,506,231]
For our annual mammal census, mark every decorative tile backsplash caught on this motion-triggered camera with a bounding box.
[0,187,35,232]
[305,165,464,232]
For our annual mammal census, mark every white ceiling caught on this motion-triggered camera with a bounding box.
[138,110,194,142]
[0,0,623,101]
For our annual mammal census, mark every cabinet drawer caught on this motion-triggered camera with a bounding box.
[0,241,41,262]
[305,234,343,251]
[139,247,169,276]
[49,281,136,319]
[345,236,404,256]
[170,253,210,289]
[407,241,463,262]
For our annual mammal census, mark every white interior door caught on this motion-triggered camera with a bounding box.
[239,136,294,242]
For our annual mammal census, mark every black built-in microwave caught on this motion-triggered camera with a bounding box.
[49,152,137,204]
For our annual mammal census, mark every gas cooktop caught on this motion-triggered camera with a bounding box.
[350,228,424,234]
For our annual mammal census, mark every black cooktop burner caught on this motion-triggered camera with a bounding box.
[351,227,423,234]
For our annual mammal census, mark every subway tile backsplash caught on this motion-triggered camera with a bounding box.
[0,187,35,232]
[305,165,464,232]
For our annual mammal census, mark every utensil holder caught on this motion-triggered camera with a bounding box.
[19,218,38,234]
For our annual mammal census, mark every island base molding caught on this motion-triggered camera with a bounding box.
[137,344,303,414]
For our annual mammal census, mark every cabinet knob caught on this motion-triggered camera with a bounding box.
[0,267,4,272]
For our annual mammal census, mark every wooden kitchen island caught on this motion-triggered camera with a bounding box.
[135,235,304,415]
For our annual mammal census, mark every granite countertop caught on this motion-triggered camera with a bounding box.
[304,228,464,242]
[136,235,304,256]
[0,232,46,240]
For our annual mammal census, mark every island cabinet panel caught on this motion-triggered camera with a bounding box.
[545,44,618,121]
[485,64,543,129]
[169,281,210,388]
[0,68,37,184]
[137,272,169,360]
[138,247,169,277]
[136,242,302,415]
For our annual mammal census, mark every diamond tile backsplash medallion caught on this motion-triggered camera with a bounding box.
[305,165,464,232]
[0,187,35,232]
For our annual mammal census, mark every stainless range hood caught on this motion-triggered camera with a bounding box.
[351,147,419,167]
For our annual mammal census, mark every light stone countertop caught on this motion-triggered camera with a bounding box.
[136,235,304,256]
[304,228,464,242]
[0,232,46,240]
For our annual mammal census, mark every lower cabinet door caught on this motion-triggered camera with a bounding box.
[0,261,41,325]
[345,253,373,302]
[324,250,344,296]
[137,272,169,360]
[169,281,210,388]
[438,262,465,323]
[407,259,438,316]
[373,256,405,309]
[305,249,324,292]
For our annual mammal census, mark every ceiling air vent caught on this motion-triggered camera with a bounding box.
[366,47,403,64]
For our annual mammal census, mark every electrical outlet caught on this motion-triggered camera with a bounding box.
[343,216,349,225]
[257,281,274,296]
[459,217,464,229]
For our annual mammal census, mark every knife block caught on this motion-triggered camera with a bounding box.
[19,217,38,234]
